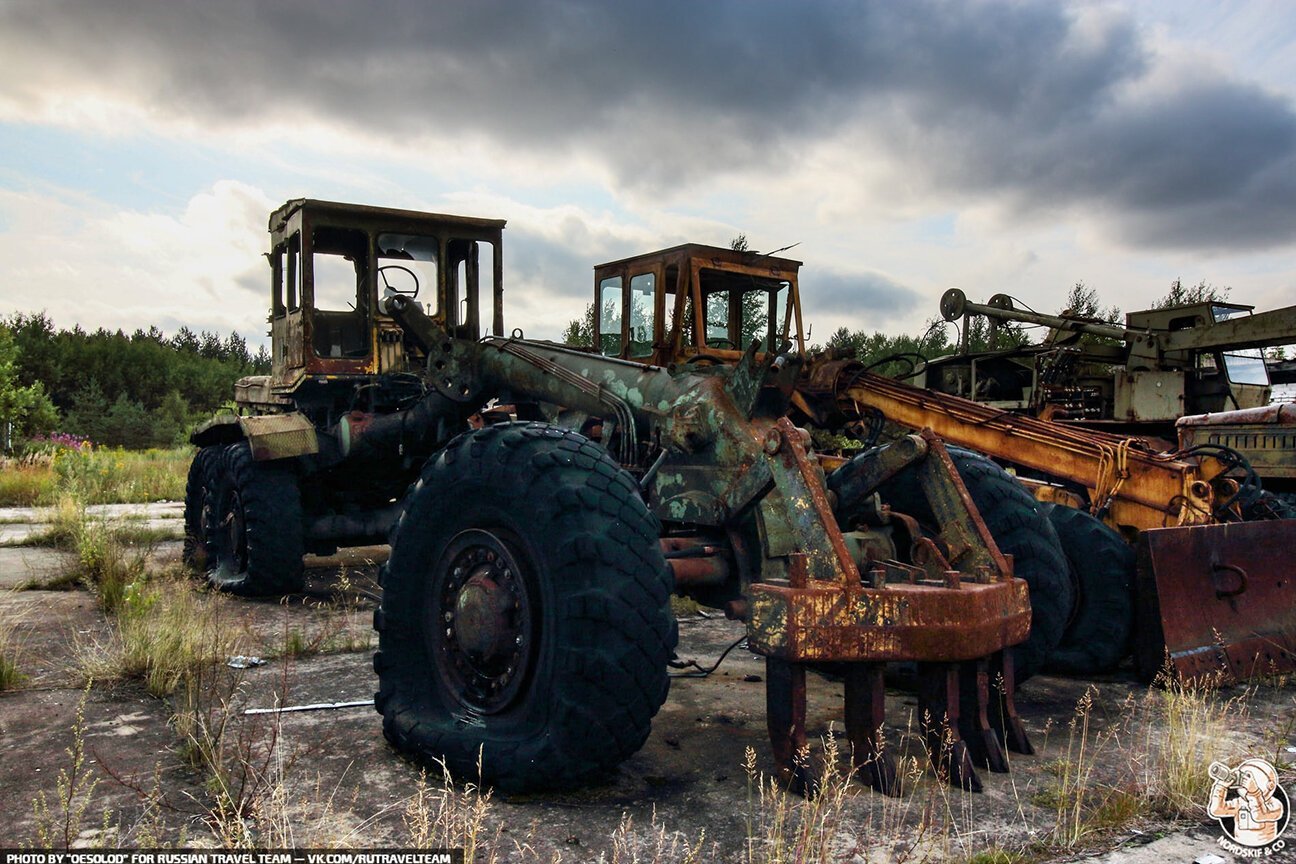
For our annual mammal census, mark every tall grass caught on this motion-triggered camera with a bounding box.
[21,496,158,609]
[0,446,190,507]
[75,567,243,697]
[0,592,28,690]
[1132,668,1249,816]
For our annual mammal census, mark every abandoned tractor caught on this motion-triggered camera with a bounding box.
[187,200,1037,795]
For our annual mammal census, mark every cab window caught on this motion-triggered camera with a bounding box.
[378,233,439,317]
[598,276,623,355]
[696,267,790,351]
[311,226,369,359]
[627,272,656,358]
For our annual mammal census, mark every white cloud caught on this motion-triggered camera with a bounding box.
[0,182,274,341]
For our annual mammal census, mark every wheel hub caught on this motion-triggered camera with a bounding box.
[432,530,533,713]
[454,569,516,660]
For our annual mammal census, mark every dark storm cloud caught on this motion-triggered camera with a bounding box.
[506,230,601,303]
[803,270,923,325]
[4,0,1294,252]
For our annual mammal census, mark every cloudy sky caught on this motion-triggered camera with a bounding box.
[1,0,1294,348]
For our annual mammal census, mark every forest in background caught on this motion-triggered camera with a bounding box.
[0,275,1275,454]
[1,312,268,450]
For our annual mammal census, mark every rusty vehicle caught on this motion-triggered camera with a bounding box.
[922,289,1296,503]
[588,245,1296,685]
[186,200,1041,795]
[796,289,1296,682]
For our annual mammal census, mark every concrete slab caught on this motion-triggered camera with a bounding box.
[2,531,1293,857]
[0,546,78,588]
[0,589,112,688]
[0,684,210,847]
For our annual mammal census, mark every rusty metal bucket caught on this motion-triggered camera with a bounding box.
[1133,519,1296,683]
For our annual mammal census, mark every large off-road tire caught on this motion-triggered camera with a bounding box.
[1041,504,1135,675]
[182,446,221,569]
[842,445,1072,680]
[204,441,305,596]
[374,422,676,792]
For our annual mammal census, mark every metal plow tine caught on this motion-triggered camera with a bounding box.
[844,663,900,796]
[918,662,982,792]
[958,656,1009,773]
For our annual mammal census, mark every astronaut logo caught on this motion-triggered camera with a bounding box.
[1207,758,1289,855]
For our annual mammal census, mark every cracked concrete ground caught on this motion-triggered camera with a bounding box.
[1,509,1293,860]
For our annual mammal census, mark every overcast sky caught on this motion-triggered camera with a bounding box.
[1,0,1293,347]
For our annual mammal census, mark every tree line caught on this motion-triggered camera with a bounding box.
[2,274,1266,452]
[1,312,269,450]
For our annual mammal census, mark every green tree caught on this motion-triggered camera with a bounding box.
[0,326,58,447]
[102,394,156,449]
[562,303,596,348]
[1059,281,1121,323]
[1153,279,1230,309]
[824,316,959,377]
[7,313,265,448]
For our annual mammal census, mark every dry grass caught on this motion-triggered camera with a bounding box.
[9,458,1278,855]
[1129,667,1251,817]
[75,568,243,697]
[274,569,374,660]
[0,460,51,506]
[402,763,501,861]
[0,591,29,690]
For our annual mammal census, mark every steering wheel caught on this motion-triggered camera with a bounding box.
[705,337,736,349]
[684,354,728,365]
[378,264,420,299]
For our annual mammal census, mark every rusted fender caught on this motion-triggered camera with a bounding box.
[190,412,319,460]
[1133,519,1296,683]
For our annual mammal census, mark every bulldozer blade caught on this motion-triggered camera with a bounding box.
[1134,519,1296,683]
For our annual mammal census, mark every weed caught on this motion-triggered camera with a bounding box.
[742,736,857,864]
[15,569,82,591]
[76,568,243,697]
[963,851,1030,864]
[281,626,310,658]
[1132,666,1248,817]
[607,807,709,863]
[123,572,242,697]
[14,496,89,550]
[0,592,28,690]
[174,662,290,846]
[403,762,500,862]
[31,682,104,848]
[1046,686,1111,847]
[12,496,158,611]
